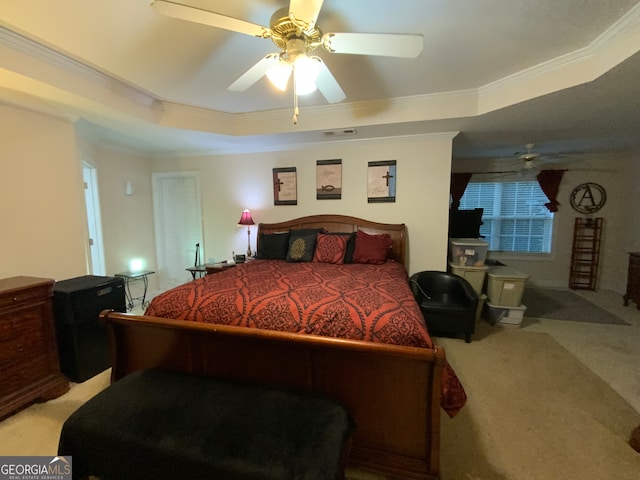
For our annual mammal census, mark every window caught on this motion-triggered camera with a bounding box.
[458,181,553,253]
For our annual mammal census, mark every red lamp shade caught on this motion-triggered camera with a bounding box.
[238,209,255,226]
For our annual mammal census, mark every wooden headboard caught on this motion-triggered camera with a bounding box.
[257,214,407,266]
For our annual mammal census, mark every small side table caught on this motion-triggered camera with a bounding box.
[115,270,155,311]
[186,264,208,280]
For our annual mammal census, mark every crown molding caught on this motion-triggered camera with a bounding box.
[590,1,640,50]
[478,2,640,113]
[0,25,156,107]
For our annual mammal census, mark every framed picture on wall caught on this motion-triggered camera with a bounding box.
[316,159,342,200]
[367,160,396,203]
[273,167,297,205]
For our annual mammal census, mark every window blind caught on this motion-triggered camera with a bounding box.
[459,181,553,253]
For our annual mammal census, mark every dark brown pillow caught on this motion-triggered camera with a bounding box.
[352,230,392,265]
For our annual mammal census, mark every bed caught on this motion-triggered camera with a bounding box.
[101,214,466,480]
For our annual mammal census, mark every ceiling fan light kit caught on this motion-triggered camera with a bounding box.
[265,60,292,91]
[292,56,321,94]
[152,0,423,122]
[264,37,321,95]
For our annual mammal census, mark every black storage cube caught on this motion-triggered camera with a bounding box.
[53,275,126,382]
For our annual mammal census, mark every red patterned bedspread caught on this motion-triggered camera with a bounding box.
[145,259,466,416]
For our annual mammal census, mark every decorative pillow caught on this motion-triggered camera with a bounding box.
[286,229,320,262]
[352,230,393,265]
[326,232,356,263]
[313,233,348,264]
[289,228,325,236]
[256,232,290,260]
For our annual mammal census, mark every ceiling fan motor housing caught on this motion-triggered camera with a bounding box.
[269,7,321,53]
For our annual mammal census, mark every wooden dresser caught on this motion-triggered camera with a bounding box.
[0,276,69,419]
[623,252,640,310]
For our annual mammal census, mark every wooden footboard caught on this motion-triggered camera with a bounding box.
[101,310,445,480]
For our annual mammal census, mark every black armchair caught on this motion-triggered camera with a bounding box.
[410,271,479,343]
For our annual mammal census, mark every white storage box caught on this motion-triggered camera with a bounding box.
[450,262,488,296]
[487,267,529,307]
[449,238,488,267]
[485,302,527,328]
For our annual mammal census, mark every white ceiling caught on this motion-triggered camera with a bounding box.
[1,0,639,159]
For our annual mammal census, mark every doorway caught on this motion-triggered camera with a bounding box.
[152,171,204,291]
[83,163,106,276]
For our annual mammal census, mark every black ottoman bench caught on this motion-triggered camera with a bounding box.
[59,369,354,480]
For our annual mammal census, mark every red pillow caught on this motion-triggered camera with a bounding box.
[352,230,392,264]
[313,233,348,264]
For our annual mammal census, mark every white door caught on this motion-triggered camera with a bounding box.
[83,163,106,276]
[152,172,203,291]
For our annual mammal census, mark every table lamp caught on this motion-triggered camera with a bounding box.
[237,209,255,257]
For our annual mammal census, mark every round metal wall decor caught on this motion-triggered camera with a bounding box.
[569,182,607,214]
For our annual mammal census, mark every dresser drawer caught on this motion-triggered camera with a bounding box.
[0,338,19,365]
[0,352,49,395]
[8,308,47,343]
[0,285,49,310]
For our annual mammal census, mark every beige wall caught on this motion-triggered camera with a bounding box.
[80,145,157,294]
[0,102,157,302]
[5,100,637,297]
[89,146,155,274]
[0,102,453,294]
[151,134,455,277]
[0,104,87,281]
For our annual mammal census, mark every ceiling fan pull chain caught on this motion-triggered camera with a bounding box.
[293,75,299,124]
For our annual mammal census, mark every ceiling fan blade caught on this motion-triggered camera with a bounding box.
[228,54,280,92]
[314,58,346,104]
[152,0,270,38]
[323,32,423,58]
[289,0,324,32]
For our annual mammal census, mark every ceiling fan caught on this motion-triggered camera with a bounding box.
[482,143,568,177]
[151,0,424,122]
[507,143,568,174]
[518,143,541,171]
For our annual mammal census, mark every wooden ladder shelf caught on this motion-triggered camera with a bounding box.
[569,217,603,290]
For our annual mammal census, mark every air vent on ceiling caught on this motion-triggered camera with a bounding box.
[323,128,357,137]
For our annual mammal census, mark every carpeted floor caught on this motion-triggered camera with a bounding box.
[522,287,629,325]
[2,321,640,480]
[436,322,640,480]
